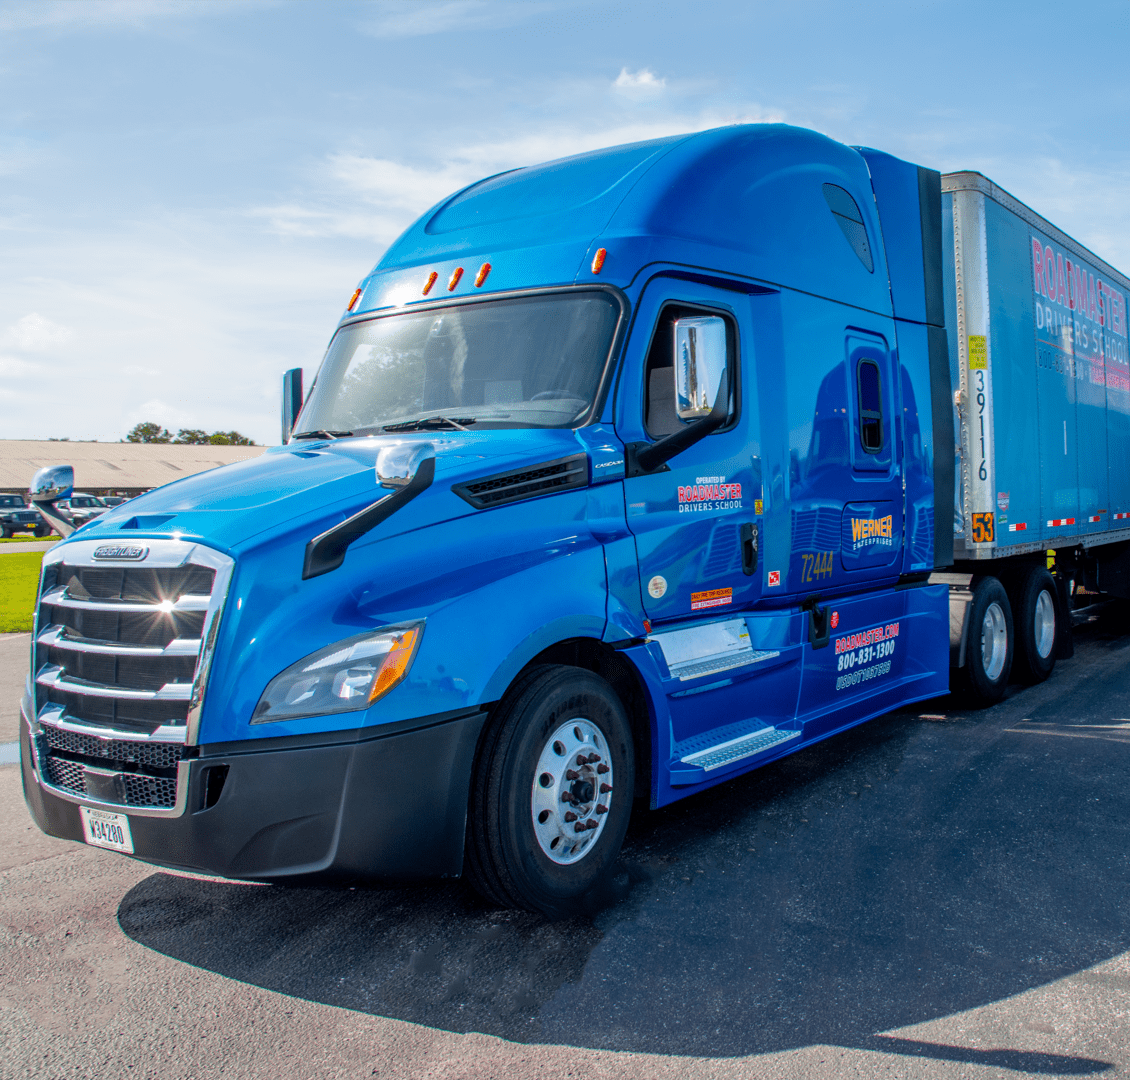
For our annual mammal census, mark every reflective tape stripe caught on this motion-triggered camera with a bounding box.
[1047,518,1076,526]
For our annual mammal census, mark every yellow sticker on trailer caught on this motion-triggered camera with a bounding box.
[968,334,988,369]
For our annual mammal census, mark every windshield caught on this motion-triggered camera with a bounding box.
[295,291,621,435]
[0,496,24,507]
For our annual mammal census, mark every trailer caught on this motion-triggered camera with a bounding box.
[18,124,1130,915]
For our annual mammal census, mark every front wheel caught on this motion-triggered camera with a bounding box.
[464,665,634,917]
[962,576,1014,705]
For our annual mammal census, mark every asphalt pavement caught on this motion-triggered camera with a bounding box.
[3,612,1130,1079]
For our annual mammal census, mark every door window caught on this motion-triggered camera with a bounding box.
[857,359,883,452]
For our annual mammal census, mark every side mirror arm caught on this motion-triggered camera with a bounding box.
[624,370,730,478]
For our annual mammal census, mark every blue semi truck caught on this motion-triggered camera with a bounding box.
[20,125,1130,915]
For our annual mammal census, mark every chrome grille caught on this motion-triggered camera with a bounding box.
[41,725,184,771]
[30,537,233,817]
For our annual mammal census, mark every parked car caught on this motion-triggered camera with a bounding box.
[0,493,48,537]
[56,494,110,529]
[102,495,130,507]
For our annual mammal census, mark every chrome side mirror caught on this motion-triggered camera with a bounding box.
[376,442,434,489]
[674,316,728,421]
[29,464,77,538]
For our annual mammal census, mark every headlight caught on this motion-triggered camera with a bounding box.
[251,622,423,724]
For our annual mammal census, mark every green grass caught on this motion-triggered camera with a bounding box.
[0,552,43,633]
[0,535,55,543]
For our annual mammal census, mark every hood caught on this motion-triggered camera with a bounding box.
[68,429,597,554]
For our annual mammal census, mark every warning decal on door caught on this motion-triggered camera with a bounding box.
[691,587,733,611]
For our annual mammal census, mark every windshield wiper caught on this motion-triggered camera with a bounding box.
[382,416,475,433]
[292,429,354,440]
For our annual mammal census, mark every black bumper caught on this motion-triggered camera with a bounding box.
[21,709,488,881]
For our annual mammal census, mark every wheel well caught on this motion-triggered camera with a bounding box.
[516,638,653,800]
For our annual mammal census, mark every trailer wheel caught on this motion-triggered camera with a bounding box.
[1012,566,1058,684]
[464,664,634,917]
[963,576,1014,705]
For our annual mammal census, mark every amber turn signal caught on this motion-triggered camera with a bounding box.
[368,626,422,704]
[474,262,491,287]
[448,267,464,291]
[422,271,438,295]
[347,287,362,311]
[591,248,607,274]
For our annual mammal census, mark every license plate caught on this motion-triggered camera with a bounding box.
[79,806,134,853]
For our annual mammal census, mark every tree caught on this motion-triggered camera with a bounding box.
[124,422,254,446]
[126,422,172,443]
[207,431,255,446]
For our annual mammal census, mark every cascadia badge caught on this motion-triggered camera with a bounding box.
[92,544,148,561]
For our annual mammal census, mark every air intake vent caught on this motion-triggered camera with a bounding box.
[453,453,588,510]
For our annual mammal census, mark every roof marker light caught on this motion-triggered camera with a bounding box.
[422,271,438,295]
[591,248,607,274]
[474,262,491,287]
[448,267,464,291]
[347,287,363,311]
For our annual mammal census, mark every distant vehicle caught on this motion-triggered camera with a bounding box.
[0,494,48,537]
[56,494,109,529]
[102,496,129,507]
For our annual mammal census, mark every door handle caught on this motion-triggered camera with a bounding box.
[740,522,758,576]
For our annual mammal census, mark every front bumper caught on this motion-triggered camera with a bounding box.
[21,703,488,881]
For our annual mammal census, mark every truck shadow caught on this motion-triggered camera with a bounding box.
[118,636,1130,1070]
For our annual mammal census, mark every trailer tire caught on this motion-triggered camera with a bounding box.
[464,664,634,918]
[962,576,1014,705]
[1012,566,1058,684]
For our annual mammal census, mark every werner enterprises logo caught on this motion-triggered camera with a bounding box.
[850,515,893,549]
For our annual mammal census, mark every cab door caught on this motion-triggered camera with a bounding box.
[619,279,762,623]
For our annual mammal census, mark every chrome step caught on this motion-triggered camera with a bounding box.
[680,726,800,773]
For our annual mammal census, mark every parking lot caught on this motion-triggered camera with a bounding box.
[3,611,1130,1079]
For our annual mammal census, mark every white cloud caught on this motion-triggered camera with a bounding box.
[2,313,72,351]
[613,68,667,100]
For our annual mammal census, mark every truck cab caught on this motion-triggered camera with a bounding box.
[20,124,952,916]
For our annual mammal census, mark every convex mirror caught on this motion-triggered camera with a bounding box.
[673,316,727,421]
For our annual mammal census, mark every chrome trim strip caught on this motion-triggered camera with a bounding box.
[39,586,211,614]
[42,538,203,569]
[36,625,202,657]
[185,555,235,745]
[35,664,193,701]
[37,704,186,743]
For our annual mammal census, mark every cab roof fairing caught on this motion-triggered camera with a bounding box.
[350,125,895,319]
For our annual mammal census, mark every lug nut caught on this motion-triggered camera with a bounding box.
[574,822,588,833]
[587,753,600,763]
[596,764,609,774]
[596,804,608,814]
[576,755,587,766]
[565,769,579,780]
[586,819,598,830]
[564,811,577,822]
[600,783,612,793]
[561,791,576,804]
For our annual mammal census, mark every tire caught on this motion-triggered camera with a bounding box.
[33,524,49,537]
[962,576,1014,705]
[0,527,9,539]
[1011,566,1058,684]
[464,664,635,918]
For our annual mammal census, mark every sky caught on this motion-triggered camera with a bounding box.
[1,0,1128,445]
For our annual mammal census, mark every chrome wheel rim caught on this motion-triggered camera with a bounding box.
[531,719,612,865]
[1034,589,1056,659]
[981,601,1008,681]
